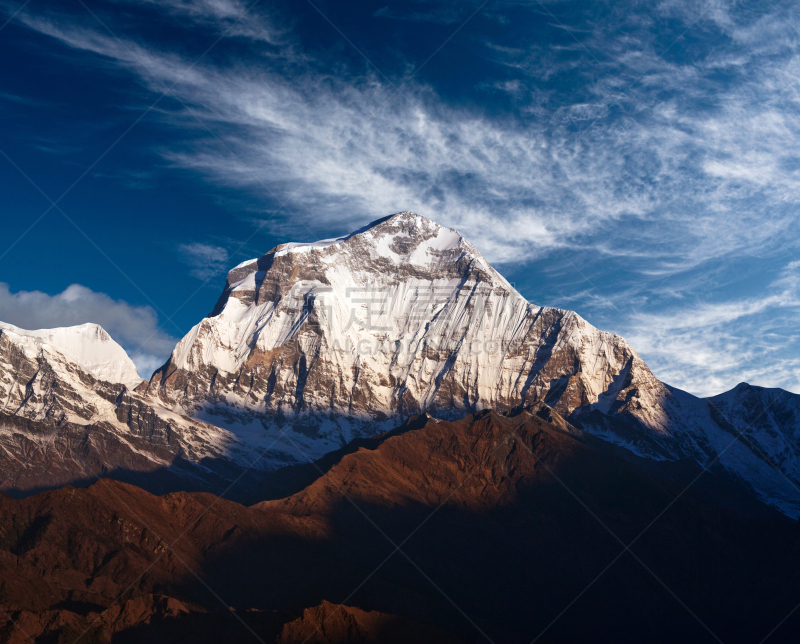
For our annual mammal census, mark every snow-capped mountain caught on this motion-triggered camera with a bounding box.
[141,211,800,515]
[0,322,142,389]
[144,212,662,460]
[0,322,282,497]
[1,212,799,516]
[706,383,800,485]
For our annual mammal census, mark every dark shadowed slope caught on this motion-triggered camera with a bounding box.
[2,406,800,643]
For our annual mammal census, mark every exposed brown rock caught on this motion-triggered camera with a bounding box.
[277,600,464,644]
[1,409,800,643]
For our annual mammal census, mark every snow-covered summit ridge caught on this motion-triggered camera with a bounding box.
[231,213,403,268]
[150,210,657,459]
[220,211,522,315]
[223,211,507,288]
[0,321,142,388]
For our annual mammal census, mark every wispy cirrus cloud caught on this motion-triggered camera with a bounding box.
[178,242,230,280]
[5,0,800,395]
[105,0,283,42]
[623,260,800,396]
[19,0,799,267]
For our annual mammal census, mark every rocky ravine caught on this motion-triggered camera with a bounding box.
[141,211,800,516]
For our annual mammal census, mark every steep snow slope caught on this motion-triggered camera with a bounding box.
[704,383,800,501]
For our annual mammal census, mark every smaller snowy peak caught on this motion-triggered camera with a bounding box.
[709,382,786,399]
[0,321,142,388]
[705,382,800,413]
[705,381,800,434]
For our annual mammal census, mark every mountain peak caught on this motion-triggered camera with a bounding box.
[331,210,451,241]
[153,211,659,471]
[0,321,142,388]
[144,211,800,518]
[213,212,493,318]
[229,210,466,270]
[357,210,473,263]
[361,209,436,230]
[234,211,466,274]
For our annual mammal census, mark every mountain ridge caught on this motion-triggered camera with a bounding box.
[1,211,799,517]
[0,320,287,500]
[2,410,799,643]
[140,210,800,515]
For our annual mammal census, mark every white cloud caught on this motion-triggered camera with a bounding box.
[178,242,230,280]
[8,0,800,394]
[622,262,800,396]
[0,283,177,379]
[108,0,281,42]
[19,0,800,273]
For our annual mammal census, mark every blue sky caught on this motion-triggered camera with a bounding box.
[0,0,799,396]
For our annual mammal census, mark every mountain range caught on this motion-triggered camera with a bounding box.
[2,211,798,514]
[2,211,800,642]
